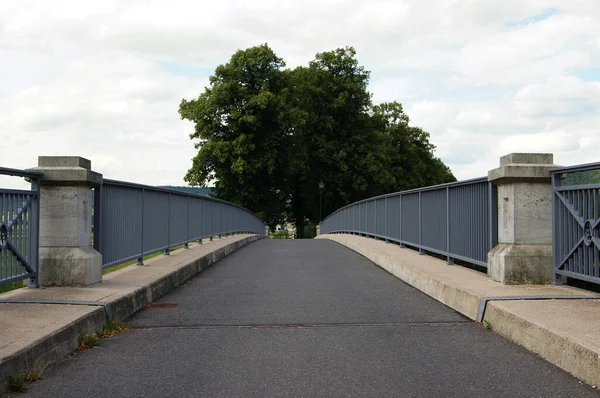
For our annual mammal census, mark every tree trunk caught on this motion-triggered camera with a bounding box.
[292,193,305,239]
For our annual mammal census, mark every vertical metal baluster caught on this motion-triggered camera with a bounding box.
[447,187,453,265]
[419,191,424,254]
[185,195,190,249]
[29,178,40,287]
[385,196,389,243]
[138,188,145,265]
[165,192,171,255]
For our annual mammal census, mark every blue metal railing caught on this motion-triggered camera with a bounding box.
[94,179,265,270]
[551,161,600,285]
[0,167,43,287]
[321,177,498,268]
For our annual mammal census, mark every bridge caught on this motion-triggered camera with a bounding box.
[1,154,600,396]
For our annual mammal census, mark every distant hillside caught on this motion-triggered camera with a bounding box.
[159,186,214,196]
[560,170,600,186]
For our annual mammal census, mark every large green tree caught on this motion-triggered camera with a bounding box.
[284,48,395,236]
[179,44,290,226]
[180,44,456,237]
[371,101,456,192]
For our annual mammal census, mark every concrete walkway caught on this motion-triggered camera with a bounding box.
[15,239,599,397]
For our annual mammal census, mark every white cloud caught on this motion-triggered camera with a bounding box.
[0,0,599,190]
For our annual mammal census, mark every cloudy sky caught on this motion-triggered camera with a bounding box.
[1,0,599,189]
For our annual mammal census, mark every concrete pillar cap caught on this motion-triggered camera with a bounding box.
[27,156,102,187]
[489,153,558,185]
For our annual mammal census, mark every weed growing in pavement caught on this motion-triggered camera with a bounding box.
[78,333,100,351]
[98,318,131,338]
[25,370,42,383]
[24,359,49,383]
[6,371,26,393]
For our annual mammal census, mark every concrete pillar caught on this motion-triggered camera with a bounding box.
[265,226,269,237]
[316,225,321,236]
[27,157,103,286]
[487,153,557,284]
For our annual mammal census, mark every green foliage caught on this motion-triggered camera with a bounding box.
[0,281,22,293]
[560,170,600,186]
[99,318,131,338]
[78,333,100,350]
[180,44,290,227]
[7,371,26,393]
[303,221,317,239]
[270,230,291,239]
[180,44,456,237]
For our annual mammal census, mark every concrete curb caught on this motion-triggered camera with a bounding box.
[319,234,600,387]
[1,307,106,392]
[483,301,600,388]
[0,234,263,392]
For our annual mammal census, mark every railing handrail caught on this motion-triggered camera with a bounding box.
[102,178,262,220]
[0,166,44,179]
[550,161,600,174]
[321,176,488,224]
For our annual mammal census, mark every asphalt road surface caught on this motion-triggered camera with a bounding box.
[20,239,599,397]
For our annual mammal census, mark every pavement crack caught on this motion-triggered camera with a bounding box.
[131,321,471,331]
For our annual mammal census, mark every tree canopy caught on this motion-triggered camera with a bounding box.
[179,44,456,237]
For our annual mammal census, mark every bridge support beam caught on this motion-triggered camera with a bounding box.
[487,153,556,284]
[28,157,103,287]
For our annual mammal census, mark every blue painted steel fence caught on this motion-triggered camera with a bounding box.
[321,177,498,268]
[94,179,265,270]
[551,162,600,285]
[0,167,42,287]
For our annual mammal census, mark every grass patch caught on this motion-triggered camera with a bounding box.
[0,281,22,294]
[98,318,131,338]
[78,333,100,351]
[6,371,26,393]
[102,244,187,275]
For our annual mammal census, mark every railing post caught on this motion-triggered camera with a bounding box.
[418,191,424,255]
[399,194,405,248]
[164,192,171,255]
[138,188,144,265]
[551,173,562,285]
[198,199,203,244]
[385,197,389,243]
[185,195,190,249]
[218,203,222,239]
[210,201,214,241]
[93,184,102,254]
[374,199,377,239]
[446,187,453,265]
[28,176,40,288]
[487,153,555,284]
[358,203,362,236]
[27,156,102,286]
